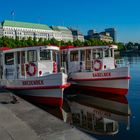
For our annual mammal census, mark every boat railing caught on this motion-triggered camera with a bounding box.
[115,59,129,67]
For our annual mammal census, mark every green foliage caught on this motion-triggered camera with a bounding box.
[33,37,38,46]
[43,39,50,45]
[65,41,73,46]
[49,38,59,46]
[73,40,84,47]
[84,40,91,46]
[117,42,125,50]
[0,36,131,51]
[38,38,43,46]
[27,37,34,46]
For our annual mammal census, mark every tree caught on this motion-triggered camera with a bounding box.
[60,40,65,46]
[65,41,73,46]
[43,38,50,45]
[27,37,34,46]
[73,40,84,47]
[38,38,43,45]
[33,37,38,46]
[84,40,91,46]
[117,42,125,50]
[49,38,60,46]
[126,42,134,50]
[21,37,28,47]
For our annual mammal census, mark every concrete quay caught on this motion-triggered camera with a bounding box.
[0,91,96,140]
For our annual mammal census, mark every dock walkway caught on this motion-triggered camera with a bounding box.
[0,91,96,140]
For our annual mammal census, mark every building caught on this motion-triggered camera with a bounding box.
[85,30,113,43]
[87,29,96,36]
[93,32,113,42]
[105,28,116,42]
[0,20,86,43]
[0,20,55,40]
[51,26,73,42]
[69,28,84,42]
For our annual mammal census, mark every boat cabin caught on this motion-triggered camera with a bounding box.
[61,45,118,73]
[0,46,60,79]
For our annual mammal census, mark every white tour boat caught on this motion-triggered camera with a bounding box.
[61,45,130,95]
[0,46,70,107]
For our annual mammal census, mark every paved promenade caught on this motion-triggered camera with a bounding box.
[0,91,96,140]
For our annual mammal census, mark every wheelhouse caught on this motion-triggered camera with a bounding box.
[1,46,60,79]
[61,45,118,73]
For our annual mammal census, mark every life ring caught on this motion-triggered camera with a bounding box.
[26,63,37,76]
[93,59,102,71]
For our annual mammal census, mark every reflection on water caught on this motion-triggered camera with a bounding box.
[62,90,131,136]
[23,88,131,137]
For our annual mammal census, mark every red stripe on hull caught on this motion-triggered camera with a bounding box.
[19,95,63,107]
[72,85,128,95]
[6,83,70,90]
[70,76,130,81]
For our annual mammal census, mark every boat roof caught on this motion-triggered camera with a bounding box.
[2,45,59,53]
[61,45,118,51]
[0,47,11,51]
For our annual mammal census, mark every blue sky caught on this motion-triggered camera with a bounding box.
[0,0,140,43]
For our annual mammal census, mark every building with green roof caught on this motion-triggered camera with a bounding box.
[0,20,54,40]
[51,26,73,42]
[2,20,52,30]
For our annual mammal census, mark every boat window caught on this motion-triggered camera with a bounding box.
[105,49,111,57]
[17,52,20,64]
[27,50,37,62]
[85,50,91,61]
[40,50,51,60]
[5,53,14,65]
[70,51,78,61]
[80,50,85,61]
[93,49,103,59]
[21,51,26,76]
[21,51,25,64]
[92,49,96,59]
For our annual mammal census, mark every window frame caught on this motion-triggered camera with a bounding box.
[27,50,37,62]
[5,52,14,65]
[40,49,51,61]
[70,50,79,62]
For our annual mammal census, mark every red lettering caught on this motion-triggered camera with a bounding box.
[93,72,111,77]
[22,80,44,85]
